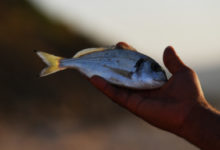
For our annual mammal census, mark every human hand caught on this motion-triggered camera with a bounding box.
[90,46,208,134]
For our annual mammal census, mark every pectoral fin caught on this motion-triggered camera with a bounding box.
[104,66,133,79]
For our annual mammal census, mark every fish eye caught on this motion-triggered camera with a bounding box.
[151,63,162,72]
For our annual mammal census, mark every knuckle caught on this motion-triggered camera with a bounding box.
[186,68,197,76]
[182,66,195,74]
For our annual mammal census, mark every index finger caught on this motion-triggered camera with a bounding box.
[90,76,130,106]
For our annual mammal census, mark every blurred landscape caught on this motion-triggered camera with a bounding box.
[0,1,219,150]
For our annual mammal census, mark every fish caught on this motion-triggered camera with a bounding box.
[35,42,167,89]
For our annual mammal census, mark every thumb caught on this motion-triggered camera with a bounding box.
[163,46,187,74]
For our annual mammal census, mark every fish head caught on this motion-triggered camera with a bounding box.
[134,58,168,89]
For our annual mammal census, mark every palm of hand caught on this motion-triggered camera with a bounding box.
[90,46,205,134]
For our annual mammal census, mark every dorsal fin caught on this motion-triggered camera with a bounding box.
[73,48,106,58]
[73,42,136,58]
[116,42,137,51]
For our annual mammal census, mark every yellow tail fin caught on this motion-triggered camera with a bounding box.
[35,50,66,77]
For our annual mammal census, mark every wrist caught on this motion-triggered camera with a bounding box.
[178,98,220,149]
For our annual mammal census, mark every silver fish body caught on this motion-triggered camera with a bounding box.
[36,43,167,89]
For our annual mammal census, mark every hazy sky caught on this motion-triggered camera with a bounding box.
[30,0,220,70]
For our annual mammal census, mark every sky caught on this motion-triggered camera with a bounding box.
[30,0,220,70]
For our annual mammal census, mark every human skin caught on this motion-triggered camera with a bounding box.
[90,46,220,150]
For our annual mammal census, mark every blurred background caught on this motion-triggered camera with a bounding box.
[0,0,219,149]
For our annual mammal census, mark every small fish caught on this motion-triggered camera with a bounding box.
[35,42,167,89]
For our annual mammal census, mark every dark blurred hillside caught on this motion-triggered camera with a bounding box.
[0,0,125,133]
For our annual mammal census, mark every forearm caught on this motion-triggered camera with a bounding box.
[179,100,220,150]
